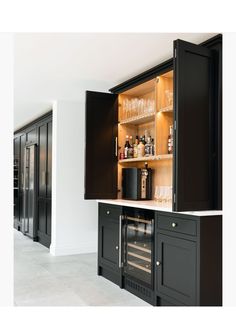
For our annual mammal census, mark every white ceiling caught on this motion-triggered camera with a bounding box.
[14,32,216,130]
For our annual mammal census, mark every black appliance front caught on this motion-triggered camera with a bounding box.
[122,167,152,200]
[123,207,154,288]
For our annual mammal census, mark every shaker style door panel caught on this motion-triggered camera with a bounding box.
[19,134,26,228]
[26,128,37,144]
[99,218,119,270]
[174,39,214,211]
[156,233,197,305]
[85,91,118,199]
[38,124,47,198]
[46,199,51,237]
[47,121,52,198]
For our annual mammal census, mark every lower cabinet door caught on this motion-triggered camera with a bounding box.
[156,233,197,305]
[99,218,119,271]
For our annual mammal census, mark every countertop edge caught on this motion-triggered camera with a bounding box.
[96,199,222,217]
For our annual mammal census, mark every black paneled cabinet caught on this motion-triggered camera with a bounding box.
[85,35,222,213]
[37,120,52,247]
[97,203,222,306]
[13,112,52,248]
[13,137,20,229]
[98,204,122,287]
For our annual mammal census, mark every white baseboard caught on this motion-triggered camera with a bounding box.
[50,241,97,256]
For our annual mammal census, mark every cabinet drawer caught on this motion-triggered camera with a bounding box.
[157,215,197,236]
[99,203,122,221]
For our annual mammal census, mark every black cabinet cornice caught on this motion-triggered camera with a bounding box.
[109,34,222,94]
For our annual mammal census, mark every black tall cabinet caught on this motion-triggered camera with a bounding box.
[84,34,222,213]
[37,120,52,247]
[13,111,52,248]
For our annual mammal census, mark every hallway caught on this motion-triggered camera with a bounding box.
[14,230,148,306]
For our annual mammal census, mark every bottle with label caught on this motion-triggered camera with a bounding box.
[124,135,130,159]
[150,138,155,155]
[167,125,173,154]
[145,136,152,156]
[133,135,139,158]
[128,136,134,158]
[137,136,145,158]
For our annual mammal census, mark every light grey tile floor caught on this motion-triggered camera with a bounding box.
[14,230,150,306]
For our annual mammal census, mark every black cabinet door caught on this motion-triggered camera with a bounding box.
[14,137,20,227]
[19,134,26,228]
[37,119,52,247]
[99,218,119,270]
[85,91,118,199]
[156,233,197,305]
[173,39,215,211]
[26,128,37,144]
[98,204,122,272]
[38,124,47,198]
[47,121,52,198]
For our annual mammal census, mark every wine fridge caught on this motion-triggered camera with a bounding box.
[123,208,154,288]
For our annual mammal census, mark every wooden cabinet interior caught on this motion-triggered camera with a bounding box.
[117,70,173,199]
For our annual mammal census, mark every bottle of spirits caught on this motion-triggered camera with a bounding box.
[128,136,134,158]
[167,125,173,154]
[137,136,145,158]
[133,135,139,158]
[145,136,152,156]
[124,135,130,159]
[150,138,155,155]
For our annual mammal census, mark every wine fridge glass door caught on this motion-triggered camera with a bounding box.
[124,212,154,286]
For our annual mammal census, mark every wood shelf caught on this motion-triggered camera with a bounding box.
[119,112,155,126]
[118,154,173,164]
[158,105,173,113]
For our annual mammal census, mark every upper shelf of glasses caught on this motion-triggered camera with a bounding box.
[119,111,155,125]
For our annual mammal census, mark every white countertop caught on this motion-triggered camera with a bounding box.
[97,199,222,217]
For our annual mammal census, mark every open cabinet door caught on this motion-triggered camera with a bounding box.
[85,91,118,199]
[173,39,215,212]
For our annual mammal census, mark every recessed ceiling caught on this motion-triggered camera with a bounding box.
[14,32,216,130]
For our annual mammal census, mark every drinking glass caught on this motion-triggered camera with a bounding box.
[140,99,144,116]
[167,186,172,204]
[154,186,162,202]
[123,99,128,120]
[127,100,131,118]
[159,186,164,203]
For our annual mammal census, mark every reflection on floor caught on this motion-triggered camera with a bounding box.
[14,230,149,306]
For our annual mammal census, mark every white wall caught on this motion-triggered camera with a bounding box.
[0,33,13,306]
[50,98,99,256]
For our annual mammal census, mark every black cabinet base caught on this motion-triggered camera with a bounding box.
[37,231,51,248]
[124,277,155,306]
[98,265,123,288]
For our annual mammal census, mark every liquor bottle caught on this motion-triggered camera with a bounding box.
[133,135,139,158]
[137,136,145,158]
[150,138,155,155]
[145,136,152,156]
[128,136,134,158]
[124,135,130,159]
[167,125,173,154]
